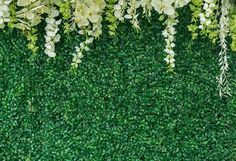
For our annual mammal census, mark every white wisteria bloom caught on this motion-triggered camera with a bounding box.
[0,0,12,28]
[150,0,190,71]
[71,37,94,68]
[71,0,106,68]
[44,8,61,57]
[217,0,231,97]
[163,16,179,70]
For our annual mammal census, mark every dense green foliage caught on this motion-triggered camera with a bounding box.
[0,10,235,160]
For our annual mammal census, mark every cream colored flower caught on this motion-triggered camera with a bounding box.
[151,0,175,16]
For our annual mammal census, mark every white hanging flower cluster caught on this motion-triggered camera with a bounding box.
[114,0,143,29]
[217,0,231,97]
[44,8,61,58]
[198,0,216,30]
[0,0,12,28]
[163,16,178,70]
[151,0,190,71]
[140,0,153,17]
[71,0,106,68]
[114,0,128,21]
[71,37,94,68]
[113,0,188,71]
[124,0,141,30]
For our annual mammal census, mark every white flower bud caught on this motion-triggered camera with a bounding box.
[114,4,121,10]
[203,3,209,10]
[124,14,132,19]
[199,25,204,29]
[200,17,206,23]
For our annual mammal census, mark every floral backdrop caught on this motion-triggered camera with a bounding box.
[0,1,236,160]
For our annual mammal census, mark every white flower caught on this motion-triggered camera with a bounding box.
[80,42,85,48]
[162,29,168,37]
[209,3,215,8]
[85,37,94,44]
[203,3,209,10]
[45,49,56,57]
[205,8,212,17]
[73,1,104,27]
[84,46,90,51]
[169,35,174,41]
[200,16,206,23]
[169,26,176,34]
[199,13,204,18]
[124,14,132,19]
[169,58,175,63]
[170,62,175,68]
[205,20,211,26]
[114,4,121,10]
[114,10,124,21]
[170,43,175,47]
[164,57,169,63]
[199,25,204,29]
[151,0,175,16]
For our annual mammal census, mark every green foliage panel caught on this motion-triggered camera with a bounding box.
[0,11,235,160]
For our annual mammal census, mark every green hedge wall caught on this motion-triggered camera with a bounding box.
[0,9,235,160]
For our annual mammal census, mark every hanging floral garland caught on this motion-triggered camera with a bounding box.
[217,0,231,97]
[0,0,235,97]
